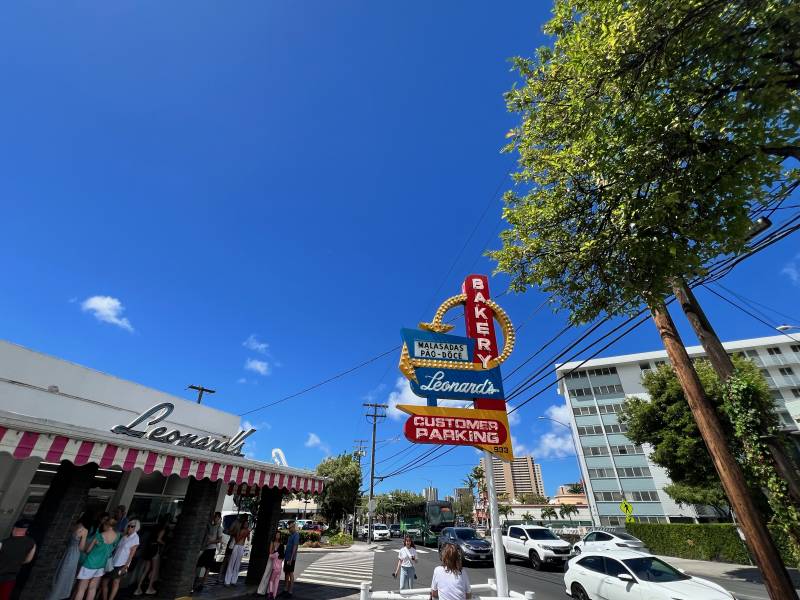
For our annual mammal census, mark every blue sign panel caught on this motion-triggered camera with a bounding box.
[400,328,505,401]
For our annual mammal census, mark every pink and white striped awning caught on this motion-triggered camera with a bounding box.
[0,425,324,494]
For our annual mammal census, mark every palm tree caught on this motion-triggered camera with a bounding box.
[567,483,584,495]
[520,511,534,523]
[497,503,513,523]
[540,506,557,521]
[559,503,579,525]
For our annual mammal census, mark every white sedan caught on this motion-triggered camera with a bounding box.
[573,530,648,554]
[564,550,736,600]
[372,523,391,541]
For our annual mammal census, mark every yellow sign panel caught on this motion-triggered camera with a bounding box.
[396,404,514,461]
[619,500,634,515]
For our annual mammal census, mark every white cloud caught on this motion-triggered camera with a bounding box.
[237,378,248,384]
[243,334,269,354]
[782,254,800,286]
[512,436,533,456]
[386,377,470,420]
[533,403,576,459]
[305,432,330,456]
[244,358,270,376]
[507,410,521,426]
[80,296,134,332]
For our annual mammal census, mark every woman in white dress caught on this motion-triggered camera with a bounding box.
[392,535,417,590]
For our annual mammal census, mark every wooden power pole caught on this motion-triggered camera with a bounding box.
[650,301,798,600]
[363,403,387,543]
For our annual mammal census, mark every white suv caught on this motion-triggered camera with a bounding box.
[372,523,390,541]
[503,525,573,570]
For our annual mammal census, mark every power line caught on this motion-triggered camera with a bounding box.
[702,285,800,344]
[714,283,800,326]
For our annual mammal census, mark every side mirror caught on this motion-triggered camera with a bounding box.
[618,574,634,583]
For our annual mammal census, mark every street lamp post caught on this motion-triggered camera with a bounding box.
[538,416,598,527]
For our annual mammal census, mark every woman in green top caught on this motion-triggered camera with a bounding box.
[74,519,119,600]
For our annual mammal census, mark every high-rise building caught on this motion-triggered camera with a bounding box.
[423,486,438,502]
[479,455,546,500]
[556,334,800,527]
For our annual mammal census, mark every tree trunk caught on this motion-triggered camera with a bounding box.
[650,301,797,600]
[673,279,800,504]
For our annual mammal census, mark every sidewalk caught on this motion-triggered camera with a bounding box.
[179,581,362,600]
[298,541,377,553]
[657,554,800,587]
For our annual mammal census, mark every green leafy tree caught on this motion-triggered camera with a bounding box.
[516,492,549,504]
[558,503,579,525]
[567,484,584,495]
[664,483,730,518]
[316,453,362,527]
[453,495,474,521]
[540,506,558,521]
[520,511,534,523]
[497,503,513,523]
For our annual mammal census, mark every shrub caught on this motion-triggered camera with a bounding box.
[279,528,320,544]
[626,523,799,567]
[327,532,354,547]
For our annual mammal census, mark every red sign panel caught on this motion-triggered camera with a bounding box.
[404,414,508,446]
[463,275,505,411]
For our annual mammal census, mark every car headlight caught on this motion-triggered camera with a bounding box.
[541,545,558,551]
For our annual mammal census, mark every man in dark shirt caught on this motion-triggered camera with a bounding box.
[0,520,36,600]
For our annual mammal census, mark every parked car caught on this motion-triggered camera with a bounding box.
[302,521,323,532]
[572,530,648,554]
[372,523,391,541]
[564,550,735,600]
[502,525,573,570]
[438,527,492,564]
[359,524,369,538]
[389,524,401,538]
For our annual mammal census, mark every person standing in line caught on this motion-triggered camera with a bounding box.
[218,515,241,582]
[46,514,90,600]
[100,520,139,600]
[256,530,284,598]
[195,512,223,593]
[392,535,417,590]
[279,521,300,598]
[431,544,471,600]
[223,516,250,586]
[113,506,128,534]
[0,520,36,600]
[74,519,119,600]
[133,516,168,596]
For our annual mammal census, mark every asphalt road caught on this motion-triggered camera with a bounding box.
[369,538,782,600]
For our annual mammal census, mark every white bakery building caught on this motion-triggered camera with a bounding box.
[0,340,325,599]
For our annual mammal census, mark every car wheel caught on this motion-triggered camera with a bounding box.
[529,550,542,571]
[573,545,581,554]
[571,583,590,600]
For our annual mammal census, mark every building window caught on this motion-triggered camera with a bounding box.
[611,445,644,456]
[567,370,588,379]
[583,446,610,457]
[779,367,795,376]
[771,390,784,400]
[598,404,623,414]
[767,347,783,356]
[587,367,618,377]
[595,491,624,502]
[639,362,650,371]
[605,423,629,434]
[577,425,604,436]
[792,389,800,399]
[573,406,597,416]
[617,466,652,478]
[636,516,668,524]
[601,516,624,526]
[628,491,659,502]
[588,468,616,478]
[593,384,624,396]
[791,345,800,353]
[571,387,594,398]
[778,411,794,427]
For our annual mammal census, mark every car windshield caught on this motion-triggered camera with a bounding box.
[374,524,387,530]
[525,528,559,540]
[613,532,640,541]
[623,557,690,582]
[454,528,477,540]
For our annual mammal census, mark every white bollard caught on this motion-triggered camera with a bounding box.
[360,581,371,600]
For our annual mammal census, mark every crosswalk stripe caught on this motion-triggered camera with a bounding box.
[297,550,375,590]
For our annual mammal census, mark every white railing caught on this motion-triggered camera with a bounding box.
[360,578,536,600]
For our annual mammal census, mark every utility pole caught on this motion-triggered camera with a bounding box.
[352,440,368,536]
[650,301,798,600]
[188,384,215,404]
[363,404,387,544]
[673,280,800,504]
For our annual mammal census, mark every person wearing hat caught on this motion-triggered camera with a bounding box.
[0,519,36,600]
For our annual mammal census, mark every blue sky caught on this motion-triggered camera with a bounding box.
[1,2,799,498]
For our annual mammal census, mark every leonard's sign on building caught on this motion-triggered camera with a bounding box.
[397,275,516,460]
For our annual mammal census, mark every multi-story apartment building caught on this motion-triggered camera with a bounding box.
[556,335,800,527]
[479,455,546,500]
